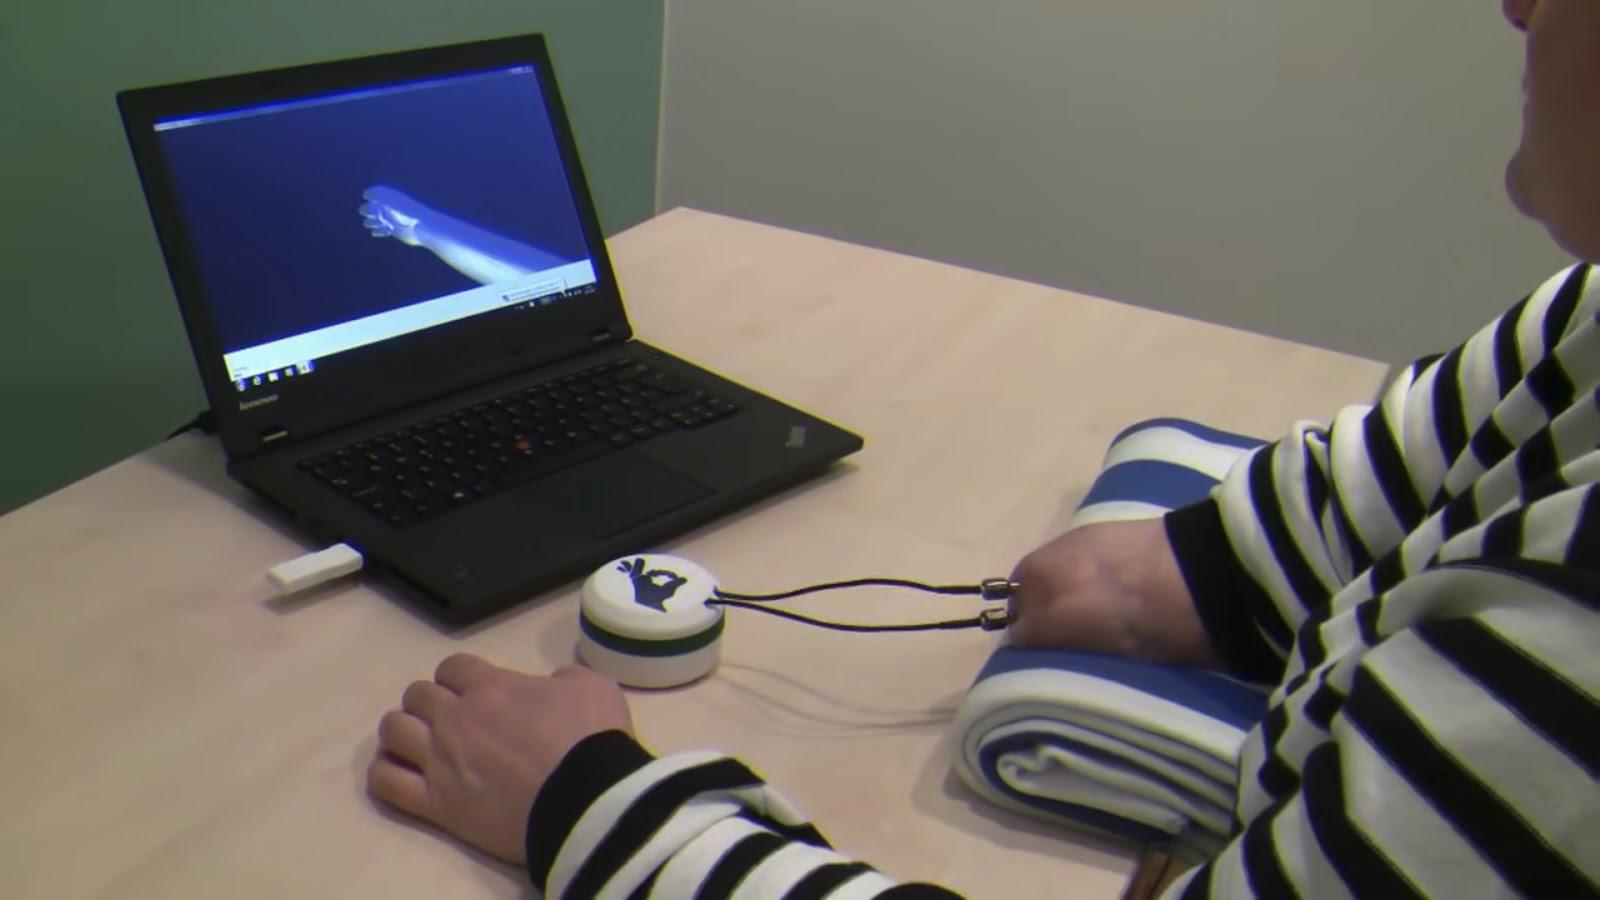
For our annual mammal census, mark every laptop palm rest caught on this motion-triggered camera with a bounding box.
[527,454,711,538]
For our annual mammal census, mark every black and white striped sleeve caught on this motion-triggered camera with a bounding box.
[1167,264,1596,681]
[525,730,965,899]
[1161,491,1600,898]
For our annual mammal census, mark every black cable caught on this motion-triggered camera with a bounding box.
[706,577,1020,633]
[166,410,216,439]
[713,577,982,603]
[706,597,1007,632]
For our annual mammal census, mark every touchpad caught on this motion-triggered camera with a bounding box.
[529,454,712,538]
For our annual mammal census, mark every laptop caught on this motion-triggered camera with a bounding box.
[116,34,864,626]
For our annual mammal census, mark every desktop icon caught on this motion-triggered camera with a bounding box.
[236,380,248,392]
[253,376,263,386]
[298,361,315,375]
[268,372,279,382]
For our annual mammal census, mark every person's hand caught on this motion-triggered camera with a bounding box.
[366,654,633,864]
[359,185,429,246]
[1007,518,1221,668]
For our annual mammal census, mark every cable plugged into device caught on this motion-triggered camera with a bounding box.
[266,543,365,595]
[578,553,1020,689]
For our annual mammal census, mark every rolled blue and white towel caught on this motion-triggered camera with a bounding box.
[952,418,1273,854]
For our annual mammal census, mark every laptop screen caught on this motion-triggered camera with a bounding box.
[151,64,599,394]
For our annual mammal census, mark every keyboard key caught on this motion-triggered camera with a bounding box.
[361,490,403,515]
[643,372,689,394]
[652,391,707,414]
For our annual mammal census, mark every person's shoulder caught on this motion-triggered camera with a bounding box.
[1522,263,1600,342]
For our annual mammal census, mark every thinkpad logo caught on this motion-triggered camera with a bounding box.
[786,426,808,449]
[239,394,280,412]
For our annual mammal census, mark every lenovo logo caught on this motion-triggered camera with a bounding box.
[239,394,281,412]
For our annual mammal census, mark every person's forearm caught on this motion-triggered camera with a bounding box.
[527,732,965,898]
[415,213,570,285]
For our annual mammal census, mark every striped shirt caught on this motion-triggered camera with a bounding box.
[524,265,1600,899]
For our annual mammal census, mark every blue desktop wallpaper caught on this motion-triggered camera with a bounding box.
[157,69,593,353]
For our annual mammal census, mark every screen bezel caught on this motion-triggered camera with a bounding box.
[117,34,634,459]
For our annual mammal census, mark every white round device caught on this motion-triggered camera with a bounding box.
[577,554,724,689]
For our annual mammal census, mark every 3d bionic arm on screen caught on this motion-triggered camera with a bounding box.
[359,185,568,284]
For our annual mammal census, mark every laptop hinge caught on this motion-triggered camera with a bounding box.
[260,427,290,445]
[589,327,619,345]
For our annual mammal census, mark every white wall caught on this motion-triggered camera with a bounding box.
[659,0,1573,364]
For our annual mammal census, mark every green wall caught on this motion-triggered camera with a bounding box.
[0,0,664,513]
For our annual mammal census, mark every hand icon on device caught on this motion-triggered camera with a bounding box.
[618,558,688,612]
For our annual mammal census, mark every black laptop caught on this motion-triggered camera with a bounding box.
[117,34,863,625]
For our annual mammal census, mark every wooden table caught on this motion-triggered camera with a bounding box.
[0,209,1387,899]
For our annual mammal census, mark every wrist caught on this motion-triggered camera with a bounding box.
[1123,518,1220,668]
[1163,500,1281,680]
[525,730,654,891]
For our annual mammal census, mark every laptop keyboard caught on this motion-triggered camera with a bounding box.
[298,358,739,527]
